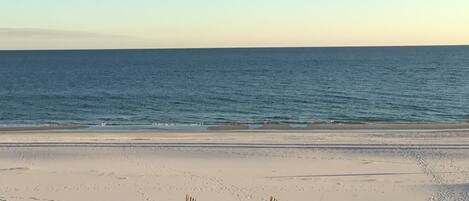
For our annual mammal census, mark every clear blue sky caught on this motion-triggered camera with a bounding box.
[1,0,469,49]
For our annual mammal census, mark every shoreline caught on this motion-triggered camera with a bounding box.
[2,122,469,132]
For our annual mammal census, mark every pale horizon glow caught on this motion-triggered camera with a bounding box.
[1,0,469,50]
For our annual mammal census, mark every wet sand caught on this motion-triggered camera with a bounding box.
[209,123,469,130]
[0,125,88,132]
[306,122,469,130]
[1,129,469,201]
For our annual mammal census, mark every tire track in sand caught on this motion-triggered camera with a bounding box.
[397,145,469,201]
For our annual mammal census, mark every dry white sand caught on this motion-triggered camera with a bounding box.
[1,130,469,201]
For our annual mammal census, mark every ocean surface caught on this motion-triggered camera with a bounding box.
[1,46,469,129]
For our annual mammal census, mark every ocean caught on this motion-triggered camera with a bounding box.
[1,46,468,130]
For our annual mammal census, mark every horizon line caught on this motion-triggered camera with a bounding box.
[1,44,468,51]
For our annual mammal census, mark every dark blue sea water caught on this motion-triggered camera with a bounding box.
[1,46,469,129]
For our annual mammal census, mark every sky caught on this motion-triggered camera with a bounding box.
[1,0,469,50]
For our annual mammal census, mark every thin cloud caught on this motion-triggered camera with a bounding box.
[0,28,126,39]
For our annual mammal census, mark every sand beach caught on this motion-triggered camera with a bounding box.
[1,128,469,201]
